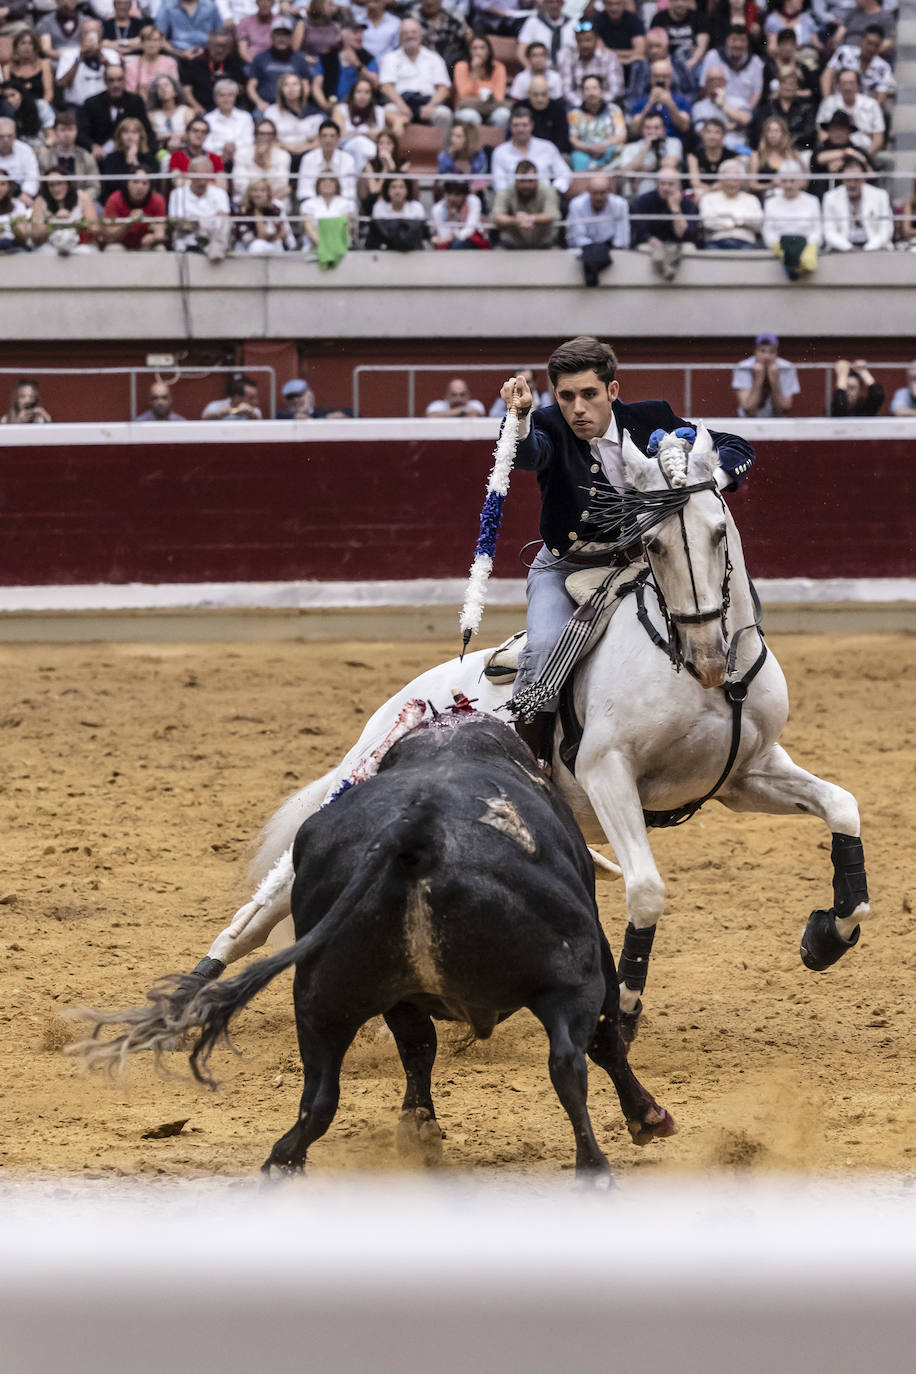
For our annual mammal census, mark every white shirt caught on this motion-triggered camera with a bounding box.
[822,182,892,252]
[296,146,357,205]
[231,142,291,204]
[168,182,230,250]
[490,135,571,194]
[762,190,823,250]
[263,103,324,147]
[378,45,450,97]
[0,139,40,198]
[431,191,483,241]
[359,11,402,62]
[816,92,885,144]
[509,67,563,101]
[516,13,576,57]
[301,192,353,222]
[589,412,624,490]
[203,106,255,154]
[699,188,763,243]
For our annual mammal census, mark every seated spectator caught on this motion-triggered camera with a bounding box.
[510,43,563,103]
[437,119,487,182]
[687,116,730,199]
[232,118,292,208]
[426,378,486,416]
[690,65,752,151]
[201,373,262,420]
[521,73,571,154]
[102,169,166,250]
[296,118,357,205]
[763,0,821,62]
[822,156,892,252]
[170,113,226,184]
[627,28,694,112]
[732,332,798,416]
[156,0,222,60]
[566,172,629,285]
[0,80,51,149]
[236,175,296,254]
[360,0,402,65]
[829,358,884,417]
[653,0,711,82]
[490,105,570,196]
[29,168,99,253]
[302,173,354,264]
[762,27,820,103]
[124,26,178,101]
[837,0,894,58]
[615,111,683,201]
[822,29,895,108]
[36,0,84,63]
[473,0,525,40]
[631,167,699,279]
[698,24,764,113]
[181,29,248,117]
[0,170,29,250]
[137,381,186,422]
[491,160,560,250]
[38,110,100,200]
[453,35,509,128]
[367,174,428,250]
[411,0,468,76]
[247,19,323,116]
[101,0,144,58]
[594,0,646,73]
[204,78,255,166]
[1,377,50,422]
[816,69,885,162]
[748,116,798,196]
[707,0,763,54]
[331,75,384,170]
[558,21,624,109]
[237,0,277,65]
[277,377,316,419]
[78,64,156,162]
[567,74,625,172]
[359,128,410,216]
[147,74,191,153]
[378,18,452,136]
[889,362,916,417]
[99,116,159,193]
[628,56,692,139]
[515,0,574,70]
[489,367,549,418]
[0,114,38,203]
[56,20,117,110]
[808,109,873,198]
[762,159,822,279]
[751,67,815,152]
[3,30,54,109]
[298,0,345,62]
[271,74,325,164]
[321,18,379,106]
[699,158,763,247]
[430,178,487,249]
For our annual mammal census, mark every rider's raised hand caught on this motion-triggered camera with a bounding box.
[500,374,533,415]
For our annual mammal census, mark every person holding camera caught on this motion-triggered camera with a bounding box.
[1,378,52,424]
[616,110,683,199]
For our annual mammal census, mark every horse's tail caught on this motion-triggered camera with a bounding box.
[246,771,333,891]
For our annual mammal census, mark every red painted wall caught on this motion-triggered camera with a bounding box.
[0,436,911,585]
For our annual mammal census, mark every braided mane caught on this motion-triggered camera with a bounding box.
[657,437,690,488]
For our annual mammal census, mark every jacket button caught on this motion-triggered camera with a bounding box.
[568,531,577,540]
[590,463,599,473]
[581,510,589,520]
[551,548,560,556]
[589,487,596,496]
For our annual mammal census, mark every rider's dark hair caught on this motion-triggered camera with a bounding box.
[547,337,618,388]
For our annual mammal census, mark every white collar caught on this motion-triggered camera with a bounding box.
[592,411,619,447]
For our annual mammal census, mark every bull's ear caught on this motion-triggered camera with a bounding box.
[622,428,652,490]
[690,419,717,477]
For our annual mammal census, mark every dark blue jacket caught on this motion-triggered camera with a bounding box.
[514,397,754,557]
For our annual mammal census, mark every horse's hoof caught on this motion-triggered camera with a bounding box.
[800,908,861,972]
[619,999,642,1047]
[190,956,226,981]
[627,1106,677,1146]
[397,1107,443,1167]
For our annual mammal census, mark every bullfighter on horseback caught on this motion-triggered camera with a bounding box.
[501,335,757,766]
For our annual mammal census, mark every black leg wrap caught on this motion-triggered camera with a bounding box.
[800,908,861,972]
[618,922,656,993]
[191,956,226,981]
[831,832,869,919]
[514,710,555,767]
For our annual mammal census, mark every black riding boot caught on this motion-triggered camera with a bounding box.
[515,710,556,770]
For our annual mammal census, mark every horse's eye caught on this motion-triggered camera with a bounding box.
[712,525,726,545]
[646,538,663,556]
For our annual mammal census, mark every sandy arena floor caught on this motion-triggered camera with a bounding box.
[1,631,914,1182]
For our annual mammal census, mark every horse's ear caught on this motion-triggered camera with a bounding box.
[689,420,717,477]
[622,429,652,489]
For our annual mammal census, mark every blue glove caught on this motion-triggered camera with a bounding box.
[647,426,696,456]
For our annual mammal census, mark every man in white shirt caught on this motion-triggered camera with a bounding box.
[822,157,892,251]
[379,18,453,134]
[296,119,357,205]
[816,68,885,159]
[566,173,629,249]
[510,42,563,102]
[203,78,255,161]
[516,0,575,69]
[699,159,763,248]
[169,154,231,257]
[0,116,39,202]
[823,30,895,105]
[425,378,486,416]
[490,104,571,194]
[698,26,764,110]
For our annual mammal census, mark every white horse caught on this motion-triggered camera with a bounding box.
[195,423,870,1036]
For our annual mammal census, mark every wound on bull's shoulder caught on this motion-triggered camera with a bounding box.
[476,793,536,854]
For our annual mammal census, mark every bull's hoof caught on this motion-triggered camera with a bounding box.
[627,1106,677,1147]
[575,1157,615,1190]
[619,999,642,1048]
[800,908,861,972]
[397,1107,443,1167]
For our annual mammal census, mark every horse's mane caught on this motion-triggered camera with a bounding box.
[655,437,690,489]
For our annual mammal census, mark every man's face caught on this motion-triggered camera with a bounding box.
[58,0,77,12]
[149,387,171,418]
[510,112,533,143]
[650,62,672,89]
[860,31,880,60]
[106,68,126,97]
[838,71,858,102]
[81,22,101,52]
[645,33,668,62]
[528,45,548,71]
[843,168,864,197]
[0,123,15,155]
[657,171,679,199]
[725,32,747,66]
[209,33,231,60]
[420,0,440,16]
[755,343,777,366]
[272,29,292,52]
[779,74,798,100]
[543,0,563,19]
[554,369,618,441]
[515,171,538,199]
[643,116,664,142]
[189,172,208,195]
[575,29,596,58]
[56,121,77,148]
[604,0,625,20]
[113,0,130,15]
[446,381,470,406]
[400,20,422,54]
[668,0,689,17]
[243,383,260,408]
[588,184,609,212]
[318,126,338,156]
[703,120,724,147]
[128,174,150,201]
[528,76,550,109]
[721,169,742,196]
[188,121,207,149]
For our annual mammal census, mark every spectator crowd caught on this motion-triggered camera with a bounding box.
[0,0,911,269]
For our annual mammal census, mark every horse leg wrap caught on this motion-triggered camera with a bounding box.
[831,832,869,918]
[618,923,656,994]
[800,908,860,972]
[191,956,226,981]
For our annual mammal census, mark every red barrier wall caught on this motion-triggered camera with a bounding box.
[0,432,912,585]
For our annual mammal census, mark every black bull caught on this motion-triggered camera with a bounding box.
[82,715,675,1178]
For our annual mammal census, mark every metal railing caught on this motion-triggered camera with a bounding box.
[0,364,277,421]
[352,360,916,418]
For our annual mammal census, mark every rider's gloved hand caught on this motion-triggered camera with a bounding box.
[673,425,697,443]
[647,426,696,456]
